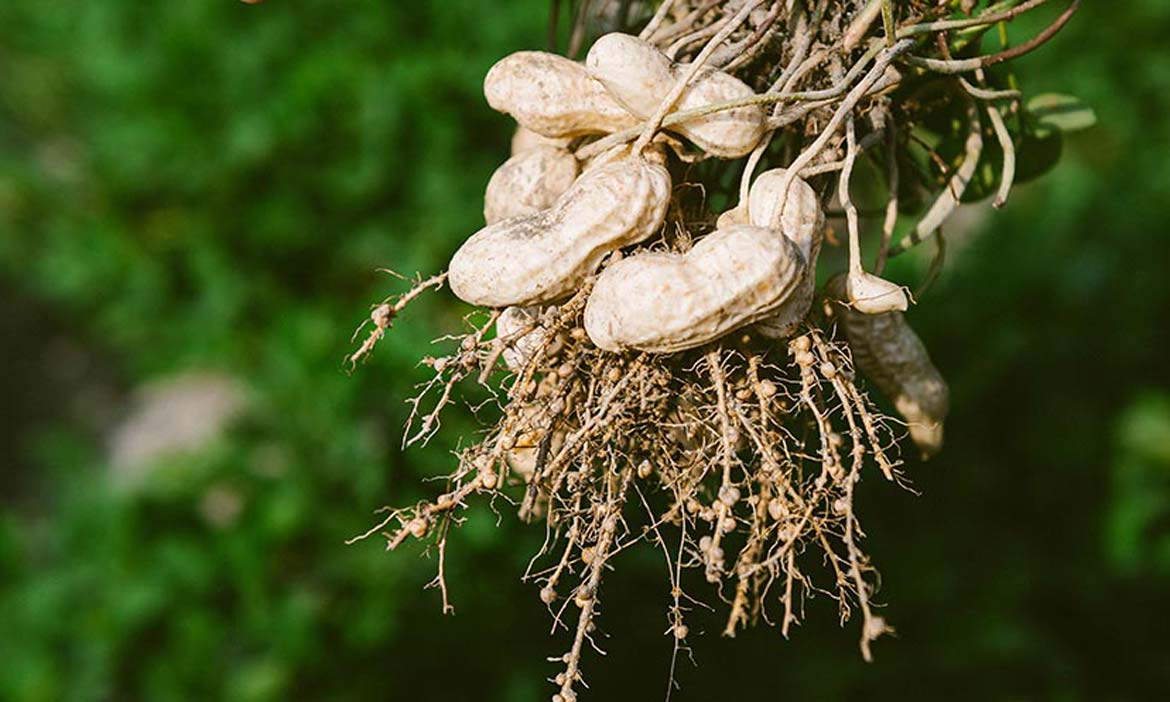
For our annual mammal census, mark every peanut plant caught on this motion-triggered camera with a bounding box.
[346,2,1085,699]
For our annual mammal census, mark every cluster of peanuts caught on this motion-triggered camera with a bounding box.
[347,2,1080,693]
[446,33,833,351]
[446,31,946,454]
[449,32,798,352]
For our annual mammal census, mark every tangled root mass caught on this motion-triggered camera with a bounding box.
[351,280,905,694]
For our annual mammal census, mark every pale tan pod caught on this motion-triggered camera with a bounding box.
[449,156,671,308]
[746,169,825,339]
[584,224,805,353]
[846,270,909,314]
[665,66,767,157]
[826,275,949,458]
[744,169,823,258]
[483,145,580,225]
[578,140,667,173]
[715,204,750,229]
[754,276,819,339]
[585,33,766,158]
[510,126,572,155]
[496,305,548,370]
[586,33,674,116]
[484,51,638,138]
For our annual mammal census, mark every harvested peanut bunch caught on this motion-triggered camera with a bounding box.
[347,1,1081,698]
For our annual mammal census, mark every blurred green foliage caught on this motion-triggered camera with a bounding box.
[1,2,1168,701]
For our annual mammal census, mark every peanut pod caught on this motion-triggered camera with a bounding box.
[748,169,825,339]
[484,145,580,225]
[845,270,909,315]
[584,225,805,353]
[484,51,638,138]
[586,33,767,158]
[510,126,571,155]
[826,274,949,458]
[495,305,550,370]
[449,156,671,308]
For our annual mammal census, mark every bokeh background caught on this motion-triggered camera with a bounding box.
[2,2,1168,700]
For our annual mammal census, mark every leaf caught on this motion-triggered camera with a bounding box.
[1026,93,1098,137]
[1014,129,1064,184]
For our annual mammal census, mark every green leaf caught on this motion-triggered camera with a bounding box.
[1026,93,1098,137]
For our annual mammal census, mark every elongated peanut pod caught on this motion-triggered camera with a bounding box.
[450,157,671,308]
[484,52,639,138]
[746,169,825,339]
[826,275,949,458]
[484,146,580,225]
[585,33,766,158]
[584,225,805,353]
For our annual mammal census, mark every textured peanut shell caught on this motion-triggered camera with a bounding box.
[586,33,766,158]
[846,270,909,314]
[484,145,580,225]
[484,51,638,138]
[745,169,822,256]
[584,225,805,353]
[745,169,825,339]
[495,306,549,370]
[826,275,949,458]
[715,204,749,229]
[510,126,571,155]
[580,140,667,173]
[449,157,671,308]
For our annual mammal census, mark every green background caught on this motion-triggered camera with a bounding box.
[2,2,1168,700]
